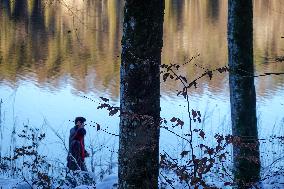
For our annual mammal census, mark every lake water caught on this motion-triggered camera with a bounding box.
[0,0,284,177]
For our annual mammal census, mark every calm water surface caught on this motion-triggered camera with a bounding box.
[0,0,283,168]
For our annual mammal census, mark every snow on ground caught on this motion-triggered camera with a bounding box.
[0,174,283,188]
[95,175,118,189]
[257,174,284,189]
[0,178,30,189]
[0,174,118,189]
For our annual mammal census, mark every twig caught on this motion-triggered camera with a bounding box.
[167,66,197,176]
[45,119,69,152]
[264,156,284,170]
[21,172,33,189]
[100,128,119,137]
[160,126,190,143]
[160,172,175,189]
[221,162,234,181]
[162,151,178,164]
[187,94,196,177]
[254,72,284,77]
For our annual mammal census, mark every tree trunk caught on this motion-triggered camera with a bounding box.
[118,1,164,189]
[228,0,260,188]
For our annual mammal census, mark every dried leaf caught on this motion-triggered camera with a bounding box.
[215,145,222,152]
[176,119,184,128]
[180,151,189,158]
[97,103,110,109]
[197,111,201,117]
[96,123,100,131]
[170,117,177,122]
[199,130,205,139]
[224,182,231,186]
[180,76,187,83]
[207,148,214,155]
[192,109,197,118]
[109,108,119,116]
[197,117,201,123]
[219,153,226,161]
[163,73,170,82]
[207,71,213,80]
[100,97,109,102]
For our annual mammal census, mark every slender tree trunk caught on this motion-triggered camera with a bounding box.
[228,0,260,188]
[118,1,164,188]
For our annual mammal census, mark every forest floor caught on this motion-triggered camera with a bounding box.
[0,174,117,189]
[1,173,284,189]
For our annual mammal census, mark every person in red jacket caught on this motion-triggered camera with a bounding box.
[69,117,86,150]
[67,127,87,171]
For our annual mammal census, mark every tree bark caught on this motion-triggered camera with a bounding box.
[118,1,164,189]
[228,0,260,188]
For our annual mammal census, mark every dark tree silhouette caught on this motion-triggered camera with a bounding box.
[11,0,30,71]
[228,0,260,187]
[0,0,11,17]
[118,0,164,188]
[207,0,220,23]
[30,0,45,32]
[13,0,28,21]
[30,0,48,63]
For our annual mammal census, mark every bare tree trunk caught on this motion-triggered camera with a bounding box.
[228,0,260,188]
[118,1,164,189]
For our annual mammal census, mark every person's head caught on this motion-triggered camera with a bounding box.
[74,128,86,140]
[75,117,86,128]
